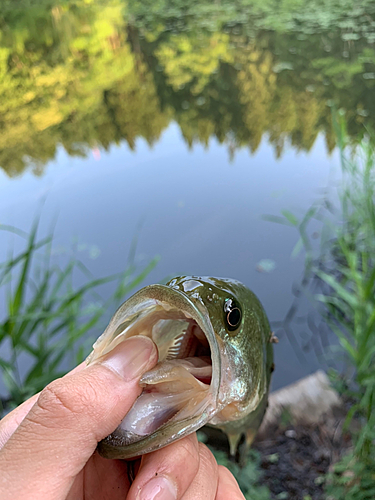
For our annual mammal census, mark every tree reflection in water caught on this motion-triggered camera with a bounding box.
[0,0,374,176]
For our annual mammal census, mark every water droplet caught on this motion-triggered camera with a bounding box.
[183,280,204,292]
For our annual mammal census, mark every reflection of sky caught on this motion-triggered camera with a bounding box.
[0,122,341,393]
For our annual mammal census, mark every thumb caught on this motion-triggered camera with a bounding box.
[0,335,158,500]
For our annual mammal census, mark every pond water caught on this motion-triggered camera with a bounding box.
[1,0,375,395]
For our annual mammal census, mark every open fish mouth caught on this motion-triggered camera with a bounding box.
[87,284,222,459]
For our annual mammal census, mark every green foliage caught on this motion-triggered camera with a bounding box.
[211,448,271,500]
[325,449,375,500]
[0,219,158,413]
[268,112,375,497]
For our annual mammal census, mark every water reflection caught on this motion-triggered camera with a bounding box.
[1,0,374,176]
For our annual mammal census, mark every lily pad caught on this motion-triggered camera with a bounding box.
[256,259,276,273]
[273,62,294,73]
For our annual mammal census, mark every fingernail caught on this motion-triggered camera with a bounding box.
[136,476,177,500]
[99,336,158,381]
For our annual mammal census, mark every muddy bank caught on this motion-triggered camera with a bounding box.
[254,416,351,499]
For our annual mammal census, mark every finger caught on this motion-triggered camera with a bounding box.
[181,443,219,500]
[66,454,131,500]
[0,362,86,449]
[216,466,245,500]
[61,360,86,377]
[0,394,39,449]
[127,433,199,500]
[0,336,158,500]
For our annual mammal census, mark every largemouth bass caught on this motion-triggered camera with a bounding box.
[87,276,275,462]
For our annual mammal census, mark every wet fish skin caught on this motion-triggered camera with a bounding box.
[89,276,274,462]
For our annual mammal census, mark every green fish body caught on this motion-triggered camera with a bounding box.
[87,276,274,462]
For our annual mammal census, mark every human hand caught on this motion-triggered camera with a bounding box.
[0,336,244,500]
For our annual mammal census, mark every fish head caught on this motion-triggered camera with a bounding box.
[86,276,272,459]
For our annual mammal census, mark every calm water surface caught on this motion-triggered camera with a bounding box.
[1,0,375,395]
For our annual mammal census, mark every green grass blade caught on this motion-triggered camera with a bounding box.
[315,270,358,309]
[281,210,299,226]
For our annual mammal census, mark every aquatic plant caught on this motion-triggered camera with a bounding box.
[0,219,158,414]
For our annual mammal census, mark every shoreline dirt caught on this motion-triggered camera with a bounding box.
[253,418,352,499]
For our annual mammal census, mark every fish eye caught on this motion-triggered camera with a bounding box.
[224,298,242,332]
